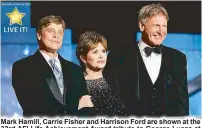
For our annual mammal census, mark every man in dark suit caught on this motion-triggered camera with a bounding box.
[106,3,189,116]
[12,15,93,116]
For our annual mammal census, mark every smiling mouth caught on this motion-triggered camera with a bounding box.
[154,35,163,39]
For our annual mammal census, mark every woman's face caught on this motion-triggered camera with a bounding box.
[82,43,107,71]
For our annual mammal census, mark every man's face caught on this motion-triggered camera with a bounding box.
[139,13,167,46]
[37,23,64,53]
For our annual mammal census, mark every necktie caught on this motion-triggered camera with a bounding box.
[49,58,64,96]
[144,46,162,57]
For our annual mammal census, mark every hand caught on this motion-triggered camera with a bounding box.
[78,95,94,110]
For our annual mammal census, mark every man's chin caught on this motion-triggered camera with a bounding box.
[49,47,61,52]
[47,49,59,53]
[152,41,163,46]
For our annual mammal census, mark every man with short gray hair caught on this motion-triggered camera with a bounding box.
[106,3,189,116]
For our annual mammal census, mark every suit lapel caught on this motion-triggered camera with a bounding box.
[58,55,73,94]
[126,43,140,100]
[161,46,173,106]
[34,50,63,104]
[45,75,64,104]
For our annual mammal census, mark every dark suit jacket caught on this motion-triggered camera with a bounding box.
[105,43,189,116]
[12,50,88,116]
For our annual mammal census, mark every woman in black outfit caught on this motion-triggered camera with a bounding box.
[76,31,126,116]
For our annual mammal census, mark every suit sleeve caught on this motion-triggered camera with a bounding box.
[177,54,189,116]
[12,62,28,111]
[12,61,40,115]
[66,64,89,115]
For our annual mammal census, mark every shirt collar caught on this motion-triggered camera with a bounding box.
[138,40,162,57]
[39,50,60,63]
[138,40,150,56]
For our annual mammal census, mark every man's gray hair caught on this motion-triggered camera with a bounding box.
[138,3,169,24]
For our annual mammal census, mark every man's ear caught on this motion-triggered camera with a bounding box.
[139,21,145,32]
[80,55,86,64]
[37,32,41,41]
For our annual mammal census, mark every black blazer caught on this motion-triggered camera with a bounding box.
[105,43,189,116]
[12,50,88,116]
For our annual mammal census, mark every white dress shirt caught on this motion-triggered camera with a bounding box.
[138,40,162,84]
[39,50,62,72]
